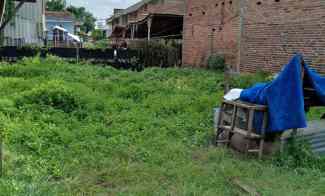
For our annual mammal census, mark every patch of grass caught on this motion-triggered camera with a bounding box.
[230,70,272,89]
[308,107,325,120]
[0,57,323,195]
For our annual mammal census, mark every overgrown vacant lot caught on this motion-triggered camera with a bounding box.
[0,57,324,195]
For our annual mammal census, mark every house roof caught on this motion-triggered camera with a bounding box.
[124,0,149,14]
[45,11,74,21]
[109,0,152,19]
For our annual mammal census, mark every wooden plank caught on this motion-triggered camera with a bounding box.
[220,125,261,139]
[231,178,261,196]
[223,100,267,111]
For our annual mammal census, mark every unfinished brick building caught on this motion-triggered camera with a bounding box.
[183,0,325,73]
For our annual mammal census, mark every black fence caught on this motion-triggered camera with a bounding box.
[0,43,182,70]
[0,46,129,60]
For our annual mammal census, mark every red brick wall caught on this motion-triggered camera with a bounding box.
[183,0,325,74]
[183,0,240,68]
[240,0,325,73]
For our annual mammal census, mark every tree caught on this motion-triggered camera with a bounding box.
[67,6,96,34]
[0,0,6,24]
[91,29,105,41]
[0,0,25,32]
[46,0,66,11]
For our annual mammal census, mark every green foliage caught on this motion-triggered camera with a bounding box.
[3,0,15,22]
[46,0,66,11]
[91,30,106,42]
[67,6,96,33]
[136,40,182,67]
[274,136,325,172]
[15,80,85,113]
[207,55,226,71]
[86,39,110,49]
[230,70,272,89]
[0,58,323,195]
[308,107,325,120]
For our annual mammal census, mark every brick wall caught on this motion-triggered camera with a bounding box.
[183,0,325,74]
[183,0,240,68]
[240,0,325,73]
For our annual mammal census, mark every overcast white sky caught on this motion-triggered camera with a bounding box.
[67,0,140,19]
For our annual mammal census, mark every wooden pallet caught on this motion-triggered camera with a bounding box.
[216,100,268,159]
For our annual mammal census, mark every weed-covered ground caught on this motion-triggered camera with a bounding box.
[0,57,324,195]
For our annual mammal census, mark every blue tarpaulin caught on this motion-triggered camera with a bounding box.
[240,54,325,133]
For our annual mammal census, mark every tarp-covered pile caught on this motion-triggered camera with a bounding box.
[240,54,325,133]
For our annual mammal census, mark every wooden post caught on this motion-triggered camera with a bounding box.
[259,112,268,159]
[224,65,231,94]
[131,24,135,40]
[246,109,254,154]
[76,43,79,64]
[147,16,152,41]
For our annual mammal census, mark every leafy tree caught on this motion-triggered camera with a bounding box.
[91,29,105,41]
[67,6,96,33]
[46,0,66,11]
[4,0,15,22]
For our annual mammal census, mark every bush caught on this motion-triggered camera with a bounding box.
[15,80,85,113]
[207,55,226,71]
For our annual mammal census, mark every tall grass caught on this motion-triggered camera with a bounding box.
[0,57,323,195]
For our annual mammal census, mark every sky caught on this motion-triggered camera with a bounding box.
[67,0,141,19]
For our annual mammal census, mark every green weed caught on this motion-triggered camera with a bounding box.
[0,57,322,195]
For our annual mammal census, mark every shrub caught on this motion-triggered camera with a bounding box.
[15,80,84,113]
[207,55,226,71]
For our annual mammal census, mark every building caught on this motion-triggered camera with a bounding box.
[95,19,111,38]
[108,0,185,41]
[183,0,325,73]
[2,0,46,46]
[45,11,75,41]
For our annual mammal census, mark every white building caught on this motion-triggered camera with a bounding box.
[3,0,46,46]
[95,18,111,38]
